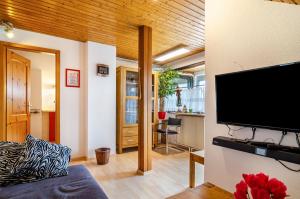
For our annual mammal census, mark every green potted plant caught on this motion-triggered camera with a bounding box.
[158,68,179,119]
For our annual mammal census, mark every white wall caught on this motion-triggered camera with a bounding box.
[0,29,85,157]
[205,0,300,197]
[86,41,116,157]
[30,69,43,139]
[1,29,117,158]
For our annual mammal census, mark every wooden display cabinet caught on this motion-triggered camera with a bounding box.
[116,66,158,154]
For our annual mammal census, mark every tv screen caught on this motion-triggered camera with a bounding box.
[215,62,300,132]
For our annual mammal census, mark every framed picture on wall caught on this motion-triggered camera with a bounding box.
[66,68,80,88]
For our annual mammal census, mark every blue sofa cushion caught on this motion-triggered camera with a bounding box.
[12,135,72,178]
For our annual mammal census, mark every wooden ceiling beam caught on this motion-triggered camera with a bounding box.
[0,0,205,60]
[110,0,205,34]
[81,0,206,38]
[0,9,203,50]
[19,0,205,37]
[2,0,204,41]
[0,13,117,43]
[0,2,204,44]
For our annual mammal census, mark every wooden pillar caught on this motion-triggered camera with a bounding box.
[138,25,152,173]
[0,43,7,141]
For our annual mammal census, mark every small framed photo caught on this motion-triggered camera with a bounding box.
[66,69,80,88]
[97,64,109,76]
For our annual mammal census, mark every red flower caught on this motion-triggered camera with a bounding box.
[238,173,288,199]
[234,180,248,199]
[267,178,287,199]
[255,173,269,188]
[251,187,271,199]
[243,173,269,189]
[243,174,257,189]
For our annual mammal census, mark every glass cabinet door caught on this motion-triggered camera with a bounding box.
[124,71,156,125]
[152,99,154,123]
[126,71,139,97]
[125,99,138,125]
[152,74,155,98]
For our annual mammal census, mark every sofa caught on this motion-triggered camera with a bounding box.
[0,165,108,199]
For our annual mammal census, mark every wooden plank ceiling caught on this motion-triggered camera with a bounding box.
[269,0,300,4]
[0,0,205,62]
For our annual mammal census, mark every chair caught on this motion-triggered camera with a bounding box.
[157,117,182,154]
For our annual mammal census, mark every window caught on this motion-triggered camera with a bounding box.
[196,74,205,86]
[164,73,205,113]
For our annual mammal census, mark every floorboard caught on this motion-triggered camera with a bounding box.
[71,151,204,199]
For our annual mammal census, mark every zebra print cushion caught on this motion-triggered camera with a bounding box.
[12,135,72,178]
[0,142,42,186]
[0,142,24,170]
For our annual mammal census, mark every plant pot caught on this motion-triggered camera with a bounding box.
[95,147,110,165]
[158,111,166,120]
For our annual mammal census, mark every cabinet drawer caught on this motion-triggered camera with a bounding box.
[123,127,138,137]
[123,136,138,147]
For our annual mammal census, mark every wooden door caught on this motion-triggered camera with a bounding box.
[6,50,30,142]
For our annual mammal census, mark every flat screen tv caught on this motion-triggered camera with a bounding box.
[215,62,300,132]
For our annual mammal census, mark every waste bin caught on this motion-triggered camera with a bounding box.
[95,147,110,165]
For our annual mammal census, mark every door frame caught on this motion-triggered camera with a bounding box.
[0,41,61,144]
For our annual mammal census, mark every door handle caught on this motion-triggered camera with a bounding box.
[23,104,32,107]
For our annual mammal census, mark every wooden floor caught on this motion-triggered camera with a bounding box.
[71,151,204,199]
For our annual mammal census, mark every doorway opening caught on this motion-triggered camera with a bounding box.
[0,42,60,143]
